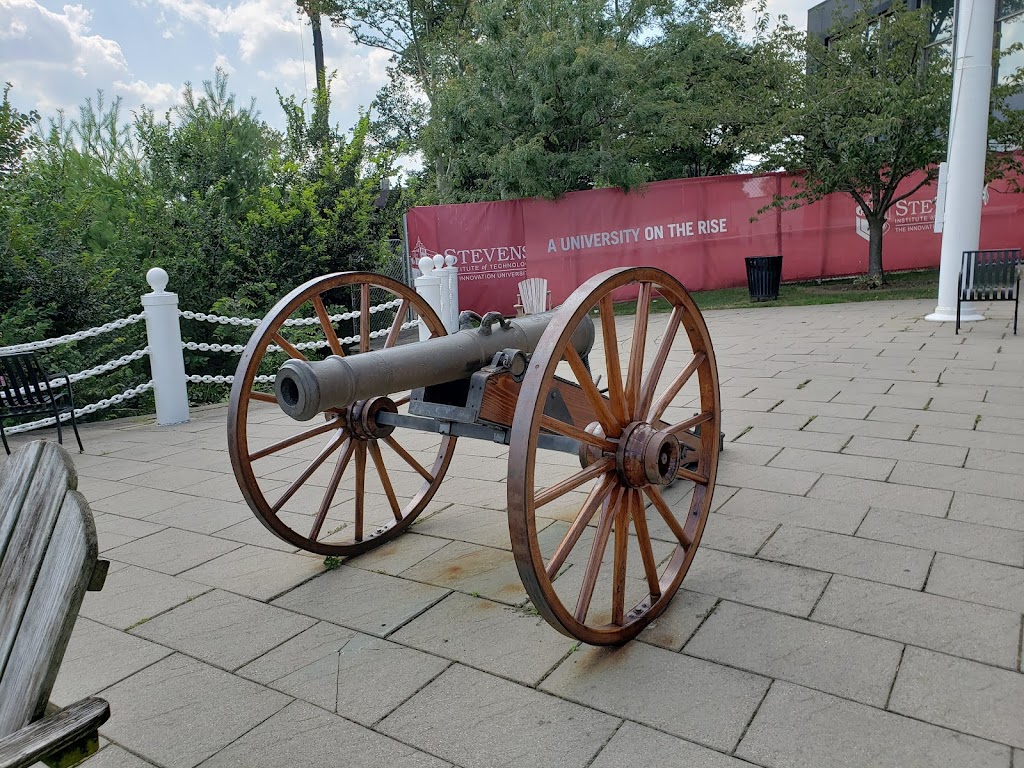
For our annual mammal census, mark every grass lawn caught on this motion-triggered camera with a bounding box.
[612,269,940,315]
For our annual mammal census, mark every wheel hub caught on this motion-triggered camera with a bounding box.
[616,422,681,488]
[346,396,397,440]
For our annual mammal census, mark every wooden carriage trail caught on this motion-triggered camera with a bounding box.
[2,293,1022,768]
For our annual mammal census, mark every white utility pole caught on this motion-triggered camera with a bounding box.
[926,0,996,324]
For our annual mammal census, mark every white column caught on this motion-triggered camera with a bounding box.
[443,253,460,332]
[141,268,190,425]
[927,0,995,323]
[414,257,444,341]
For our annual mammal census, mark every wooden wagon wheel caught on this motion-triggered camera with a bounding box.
[227,272,456,556]
[508,267,721,645]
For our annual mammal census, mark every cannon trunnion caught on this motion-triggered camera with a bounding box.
[227,268,721,645]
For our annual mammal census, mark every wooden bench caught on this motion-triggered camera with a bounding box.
[0,441,110,768]
[0,353,83,456]
[514,277,551,316]
[957,249,1022,335]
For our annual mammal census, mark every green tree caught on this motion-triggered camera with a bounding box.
[0,83,40,176]
[760,3,1024,284]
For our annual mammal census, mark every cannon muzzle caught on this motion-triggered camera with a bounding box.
[275,311,594,420]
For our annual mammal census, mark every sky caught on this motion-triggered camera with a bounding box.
[1,0,810,133]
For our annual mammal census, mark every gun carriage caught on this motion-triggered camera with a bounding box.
[227,267,721,645]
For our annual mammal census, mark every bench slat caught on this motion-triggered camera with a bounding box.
[0,444,79,735]
[0,492,95,734]
[0,696,109,768]
[0,444,42,562]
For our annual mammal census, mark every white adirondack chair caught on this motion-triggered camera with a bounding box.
[514,278,551,316]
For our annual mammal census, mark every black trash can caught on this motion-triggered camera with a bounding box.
[745,255,783,302]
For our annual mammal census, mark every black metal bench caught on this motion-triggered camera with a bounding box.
[957,249,1022,335]
[0,352,83,456]
[0,441,110,768]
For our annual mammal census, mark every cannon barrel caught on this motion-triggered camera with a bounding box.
[275,311,594,420]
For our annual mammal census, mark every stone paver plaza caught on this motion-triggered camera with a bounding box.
[4,298,1024,768]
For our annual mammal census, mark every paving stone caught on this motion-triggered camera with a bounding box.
[590,721,753,768]
[345,531,451,575]
[121,465,225,493]
[812,575,1021,669]
[808,475,952,517]
[380,665,619,768]
[76,477,136,502]
[93,514,167,552]
[803,416,916,441]
[50,618,172,705]
[686,601,902,706]
[717,488,868,534]
[143,497,253,535]
[926,554,1024,613]
[77,458,156,481]
[105,527,242,575]
[90,487,196,518]
[913,425,1024,455]
[889,461,1024,502]
[239,620,448,726]
[857,508,1024,566]
[768,447,895,481]
[411,504,551,550]
[684,548,829,616]
[948,492,1024,532]
[760,525,932,589]
[391,592,575,685]
[201,699,449,768]
[716,441,782,466]
[867,405,978,431]
[541,641,769,752]
[639,589,719,651]
[964,448,1024,475]
[400,540,528,605]
[736,681,1010,768]
[131,589,315,671]
[715,463,820,495]
[80,745,157,767]
[770,400,874,420]
[889,647,1024,748]
[80,565,210,630]
[182,544,322,601]
[698,513,777,556]
[734,427,850,452]
[272,565,448,636]
[100,654,290,768]
[841,435,968,467]
[208,516,300,553]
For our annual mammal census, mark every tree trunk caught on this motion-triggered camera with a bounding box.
[310,12,326,95]
[867,215,885,283]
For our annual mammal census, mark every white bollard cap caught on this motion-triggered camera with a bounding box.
[433,254,445,270]
[147,267,170,294]
[419,256,434,273]
[445,254,457,268]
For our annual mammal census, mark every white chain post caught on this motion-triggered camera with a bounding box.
[142,268,190,425]
[442,253,460,333]
[415,256,444,341]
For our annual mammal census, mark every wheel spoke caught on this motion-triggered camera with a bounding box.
[545,474,616,580]
[676,466,709,485]
[271,432,346,513]
[649,353,706,425]
[360,283,371,354]
[534,457,614,509]
[631,489,662,598]
[384,299,410,348]
[393,394,411,408]
[249,416,344,461]
[249,390,277,404]
[563,345,619,437]
[643,485,692,548]
[540,414,616,452]
[668,411,714,436]
[354,443,367,540]
[575,484,623,623]
[368,441,402,521]
[272,332,307,361]
[383,435,434,482]
[636,306,684,421]
[599,295,628,425]
[309,440,354,540]
[611,495,630,626]
[313,295,344,357]
[624,282,652,420]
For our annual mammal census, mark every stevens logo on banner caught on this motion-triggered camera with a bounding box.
[412,238,527,282]
[854,198,939,241]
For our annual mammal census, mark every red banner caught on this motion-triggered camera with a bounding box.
[405,172,1024,314]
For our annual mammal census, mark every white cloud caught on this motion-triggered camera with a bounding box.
[112,78,181,115]
[213,52,235,75]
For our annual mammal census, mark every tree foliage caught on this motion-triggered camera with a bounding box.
[760,2,1024,283]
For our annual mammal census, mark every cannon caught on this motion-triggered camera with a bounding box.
[227,267,721,645]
